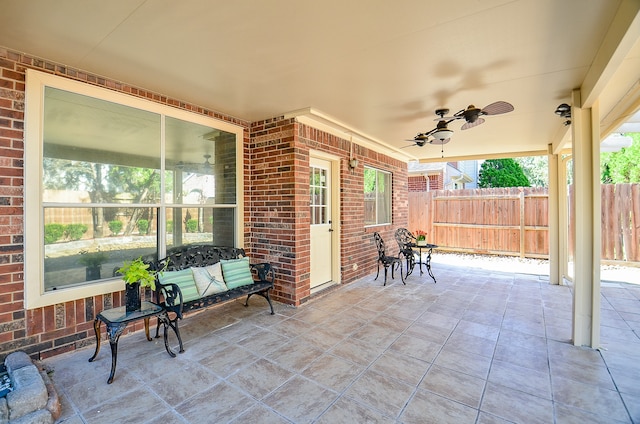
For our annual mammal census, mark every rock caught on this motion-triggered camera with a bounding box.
[6,366,47,420]
[2,352,59,424]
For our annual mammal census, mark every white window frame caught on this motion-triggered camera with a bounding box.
[24,69,244,309]
[364,166,392,227]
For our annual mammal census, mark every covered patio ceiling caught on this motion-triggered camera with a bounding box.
[1,0,639,161]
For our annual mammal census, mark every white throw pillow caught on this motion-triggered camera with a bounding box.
[191,264,227,297]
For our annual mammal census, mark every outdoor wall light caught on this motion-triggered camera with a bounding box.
[348,135,358,169]
[555,103,571,126]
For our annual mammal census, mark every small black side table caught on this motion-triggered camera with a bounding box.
[89,301,170,384]
[409,243,438,283]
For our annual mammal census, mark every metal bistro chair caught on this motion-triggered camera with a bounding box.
[373,232,405,286]
[394,228,417,278]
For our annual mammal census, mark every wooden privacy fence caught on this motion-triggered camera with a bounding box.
[600,184,639,262]
[408,184,640,263]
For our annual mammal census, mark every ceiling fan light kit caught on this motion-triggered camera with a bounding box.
[431,128,453,142]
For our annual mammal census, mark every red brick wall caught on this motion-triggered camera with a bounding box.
[408,176,427,192]
[429,174,442,190]
[0,47,251,360]
[409,174,443,191]
[0,46,409,359]
[250,118,408,306]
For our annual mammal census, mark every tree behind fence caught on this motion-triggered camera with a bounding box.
[408,184,639,263]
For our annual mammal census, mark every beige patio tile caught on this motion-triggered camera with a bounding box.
[388,332,443,362]
[236,328,291,356]
[263,376,338,423]
[551,375,629,422]
[81,387,171,424]
[369,350,431,386]
[444,330,497,358]
[400,389,478,424]
[267,339,325,372]
[198,343,259,378]
[229,404,292,424]
[488,359,552,399]
[480,382,554,424]
[433,346,492,379]
[315,397,395,424]
[329,335,386,366]
[553,403,628,424]
[493,339,550,373]
[343,369,415,418]
[227,358,294,399]
[148,361,219,406]
[42,262,640,424]
[301,353,364,392]
[420,365,486,408]
[176,381,255,423]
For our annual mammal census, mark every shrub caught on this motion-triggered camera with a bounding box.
[108,220,123,235]
[185,219,198,233]
[78,250,108,267]
[137,219,149,234]
[166,220,173,232]
[44,223,65,244]
[65,224,88,241]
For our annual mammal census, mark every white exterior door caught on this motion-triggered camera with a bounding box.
[310,157,333,289]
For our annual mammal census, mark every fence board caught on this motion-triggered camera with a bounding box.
[602,184,614,259]
[408,184,639,263]
[614,185,624,260]
[620,184,633,261]
[632,184,639,261]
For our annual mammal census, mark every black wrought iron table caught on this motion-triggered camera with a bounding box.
[89,301,171,383]
[408,242,438,283]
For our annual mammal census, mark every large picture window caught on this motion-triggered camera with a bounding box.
[364,167,391,226]
[25,70,243,308]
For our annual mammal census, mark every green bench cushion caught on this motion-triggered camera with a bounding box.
[159,268,200,302]
[220,257,254,289]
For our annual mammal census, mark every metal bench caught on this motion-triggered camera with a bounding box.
[150,244,275,353]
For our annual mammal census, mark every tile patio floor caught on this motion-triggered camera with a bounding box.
[45,257,640,423]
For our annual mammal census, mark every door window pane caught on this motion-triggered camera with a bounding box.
[310,166,328,225]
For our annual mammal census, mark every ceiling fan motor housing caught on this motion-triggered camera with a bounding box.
[464,105,482,123]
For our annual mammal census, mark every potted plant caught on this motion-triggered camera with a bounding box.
[78,249,109,281]
[117,257,164,312]
[415,230,428,246]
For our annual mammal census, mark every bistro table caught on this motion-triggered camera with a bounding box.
[89,301,169,383]
[408,242,438,283]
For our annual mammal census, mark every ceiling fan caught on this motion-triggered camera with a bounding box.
[446,101,514,130]
[405,101,514,148]
[175,154,213,174]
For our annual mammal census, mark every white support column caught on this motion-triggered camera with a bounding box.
[571,90,601,348]
[548,146,560,285]
[558,154,570,283]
